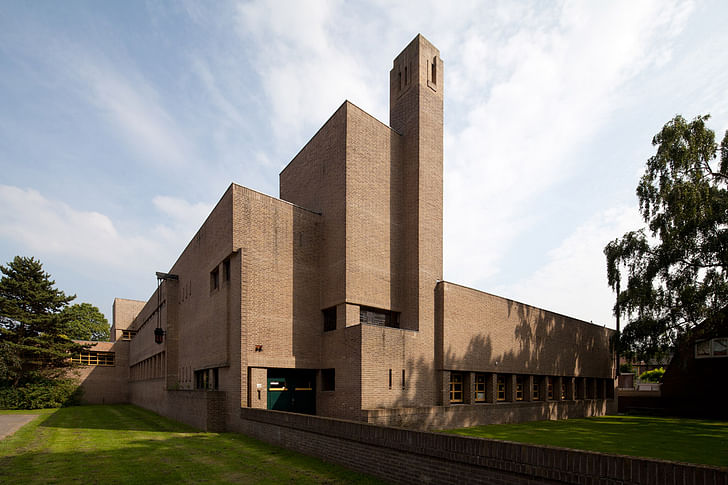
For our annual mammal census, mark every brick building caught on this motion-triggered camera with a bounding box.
[77,35,616,430]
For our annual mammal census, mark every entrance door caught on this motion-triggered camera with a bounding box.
[266,370,316,414]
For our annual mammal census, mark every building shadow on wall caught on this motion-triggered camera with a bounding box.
[382,300,613,430]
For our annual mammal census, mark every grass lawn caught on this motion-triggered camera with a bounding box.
[0,404,386,484]
[442,415,728,468]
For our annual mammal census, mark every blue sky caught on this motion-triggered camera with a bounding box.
[1,1,727,328]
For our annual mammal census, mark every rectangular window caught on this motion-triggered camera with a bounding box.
[474,373,486,402]
[321,368,335,391]
[121,330,137,341]
[210,266,219,291]
[497,375,506,401]
[223,258,231,282]
[515,376,524,401]
[561,381,567,400]
[322,307,337,332]
[449,373,463,403]
[533,381,541,401]
[72,351,115,366]
[402,369,406,390]
[194,369,208,390]
[714,338,728,356]
[547,377,554,400]
[359,306,400,328]
[697,338,728,358]
[389,369,392,389]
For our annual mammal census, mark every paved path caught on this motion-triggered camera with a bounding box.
[0,414,39,440]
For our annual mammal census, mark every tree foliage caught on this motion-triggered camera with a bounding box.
[60,303,110,341]
[0,256,84,389]
[605,115,728,361]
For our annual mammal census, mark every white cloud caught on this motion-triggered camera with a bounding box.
[494,206,644,328]
[443,1,693,286]
[233,0,385,146]
[71,58,193,167]
[0,186,211,278]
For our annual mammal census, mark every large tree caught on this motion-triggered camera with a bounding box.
[0,256,83,386]
[605,115,728,361]
[60,303,110,341]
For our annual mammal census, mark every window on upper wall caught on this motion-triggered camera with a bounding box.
[359,306,400,328]
[210,266,219,291]
[431,56,437,84]
[321,368,335,391]
[696,338,728,358]
[223,258,231,283]
[322,307,337,332]
[72,351,115,366]
[474,373,486,402]
[121,329,137,341]
[449,373,463,403]
[401,369,406,390]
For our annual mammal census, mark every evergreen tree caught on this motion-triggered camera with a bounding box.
[0,256,83,387]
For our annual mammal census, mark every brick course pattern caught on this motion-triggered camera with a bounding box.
[233,408,728,485]
[78,33,618,431]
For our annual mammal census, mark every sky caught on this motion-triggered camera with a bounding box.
[1,0,727,329]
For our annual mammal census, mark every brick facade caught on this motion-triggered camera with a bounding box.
[77,34,616,431]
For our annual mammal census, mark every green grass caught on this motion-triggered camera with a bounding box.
[442,415,728,468]
[0,408,57,415]
[0,404,387,484]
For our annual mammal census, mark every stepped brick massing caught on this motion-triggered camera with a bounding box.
[80,34,616,429]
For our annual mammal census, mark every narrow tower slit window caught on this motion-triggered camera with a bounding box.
[402,369,406,389]
[388,369,392,389]
[431,56,437,84]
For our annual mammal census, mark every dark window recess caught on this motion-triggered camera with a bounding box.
[194,368,219,390]
[321,368,335,391]
[388,369,392,389]
[402,369,406,390]
[359,306,400,328]
[223,258,231,282]
[210,267,219,290]
[323,307,337,332]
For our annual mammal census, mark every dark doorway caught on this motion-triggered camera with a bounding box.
[266,369,316,415]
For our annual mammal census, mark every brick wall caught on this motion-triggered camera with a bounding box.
[232,408,728,485]
[75,340,129,404]
[364,399,613,430]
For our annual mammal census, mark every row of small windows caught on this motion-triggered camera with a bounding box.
[322,305,400,331]
[71,351,115,366]
[696,338,727,358]
[130,352,165,381]
[450,372,613,404]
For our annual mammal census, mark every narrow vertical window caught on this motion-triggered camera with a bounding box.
[398,71,402,91]
[401,369,406,389]
[474,373,486,402]
[210,266,219,290]
[223,258,230,282]
[497,375,506,401]
[431,56,437,84]
[449,373,463,403]
[388,369,392,389]
[323,307,337,332]
[404,66,408,85]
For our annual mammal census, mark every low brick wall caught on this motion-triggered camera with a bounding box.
[365,399,615,430]
[232,408,727,485]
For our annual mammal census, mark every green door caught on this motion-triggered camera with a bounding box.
[267,377,291,411]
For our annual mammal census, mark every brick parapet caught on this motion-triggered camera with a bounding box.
[235,407,727,485]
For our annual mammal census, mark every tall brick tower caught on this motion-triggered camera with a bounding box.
[389,35,444,332]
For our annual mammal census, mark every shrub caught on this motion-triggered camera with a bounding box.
[639,368,665,383]
[619,363,634,374]
[0,378,83,409]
